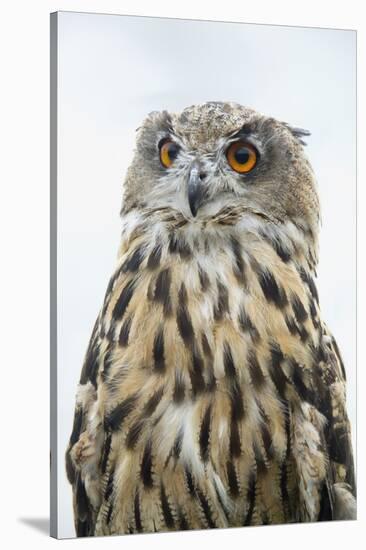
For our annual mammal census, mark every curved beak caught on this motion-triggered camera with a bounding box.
[188,163,205,217]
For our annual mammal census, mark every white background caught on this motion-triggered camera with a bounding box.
[0,1,365,549]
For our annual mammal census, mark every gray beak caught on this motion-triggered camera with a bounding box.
[188,162,205,217]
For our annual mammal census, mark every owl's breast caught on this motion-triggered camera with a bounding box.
[101,228,317,445]
[93,220,325,531]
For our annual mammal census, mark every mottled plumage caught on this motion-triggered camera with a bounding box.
[66,102,356,536]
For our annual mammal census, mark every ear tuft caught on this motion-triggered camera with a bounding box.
[286,124,311,146]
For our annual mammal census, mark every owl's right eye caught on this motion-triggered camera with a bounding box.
[159,139,180,168]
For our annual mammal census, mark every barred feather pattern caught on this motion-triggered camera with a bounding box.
[66,206,356,536]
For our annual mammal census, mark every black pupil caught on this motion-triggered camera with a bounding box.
[167,142,179,161]
[234,147,250,164]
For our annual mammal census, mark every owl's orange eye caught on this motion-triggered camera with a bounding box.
[226,141,258,173]
[159,139,180,168]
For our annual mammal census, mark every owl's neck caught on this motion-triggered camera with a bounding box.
[118,207,319,277]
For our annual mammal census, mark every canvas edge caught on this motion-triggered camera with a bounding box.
[50,10,58,540]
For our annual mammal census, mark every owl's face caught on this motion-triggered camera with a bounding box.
[122,102,319,232]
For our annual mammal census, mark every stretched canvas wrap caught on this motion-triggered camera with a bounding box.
[50,11,357,539]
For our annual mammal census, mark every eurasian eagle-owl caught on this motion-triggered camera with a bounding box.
[66,101,356,536]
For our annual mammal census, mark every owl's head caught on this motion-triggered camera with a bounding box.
[122,102,319,235]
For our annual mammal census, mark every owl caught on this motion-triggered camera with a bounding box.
[65,101,356,536]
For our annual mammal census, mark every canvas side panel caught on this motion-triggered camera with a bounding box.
[50,11,58,540]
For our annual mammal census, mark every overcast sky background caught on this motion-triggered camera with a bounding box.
[56,12,356,539]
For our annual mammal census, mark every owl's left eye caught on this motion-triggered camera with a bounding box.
[159,139,180,168]
[226,141,258,174]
